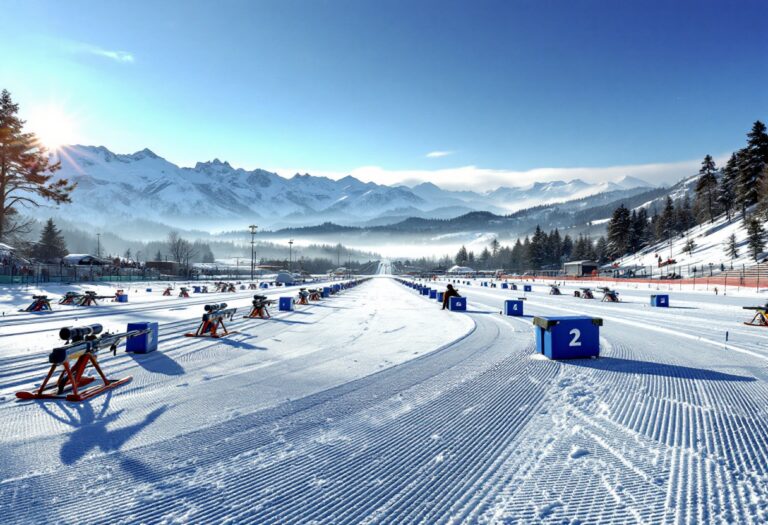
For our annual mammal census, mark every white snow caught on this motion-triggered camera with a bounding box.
[2,268,768,523]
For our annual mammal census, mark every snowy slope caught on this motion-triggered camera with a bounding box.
[615,210,763,274]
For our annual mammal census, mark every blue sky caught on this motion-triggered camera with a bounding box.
[1,0,766,189]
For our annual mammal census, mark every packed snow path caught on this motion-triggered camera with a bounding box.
[2,277,768,523]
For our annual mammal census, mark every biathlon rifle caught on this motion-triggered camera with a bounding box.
[49,324,152,365]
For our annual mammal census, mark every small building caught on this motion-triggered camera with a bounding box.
[447,265,475,275]
[145,260,182,275]
[62,254,107,266]
[563,260,598,277]
[275,271,303,285]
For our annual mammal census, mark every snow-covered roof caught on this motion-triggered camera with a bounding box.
[447,265,475,273]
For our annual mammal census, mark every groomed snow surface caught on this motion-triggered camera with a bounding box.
[2,273,768,523]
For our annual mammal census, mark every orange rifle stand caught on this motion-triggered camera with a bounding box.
[16,352,132,402]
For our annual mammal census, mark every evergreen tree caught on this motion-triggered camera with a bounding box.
[606,204,631,258]
[746,216,766,260]
[489,238,500,256]
[682,238,695,255]
[33,218,67,261]
[561,234,573,261]
[124,248,132,261]
[677,194,695,232]
[154,250,163,261]
[594,236,609,264]
[725,233,739,260]
[479,247,491,268]
[528,225,546,269]
[736,121,768,216]
[455,245,468,265]
[657,196,676,241]
[467,250,476,265]
[695,154,719,223]
[0,90,75,242]
[718,153,738,222]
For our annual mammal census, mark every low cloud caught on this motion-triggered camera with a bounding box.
[273,154,730,191]
[425,150,453,158]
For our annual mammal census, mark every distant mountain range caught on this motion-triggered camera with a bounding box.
[36,145,655,236]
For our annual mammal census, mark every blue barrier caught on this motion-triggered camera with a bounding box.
[504,300,523,316]
[533,316,602,359]
[146,288,152,292]
[125,322,159,354]
[449,297,467,311]
[429,289,437,299]
[193,286,201,293]
[501,283,509,289]
[322,287,331,298]
[279,297,294,311]
[523,284,532,292]
[116,294,128,303]
[421,287,430,296]
[651,294,669,307]
[437,291,444,302]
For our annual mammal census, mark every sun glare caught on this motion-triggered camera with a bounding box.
[26,104,79,152]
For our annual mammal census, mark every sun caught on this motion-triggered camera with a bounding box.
[26,104,79,152]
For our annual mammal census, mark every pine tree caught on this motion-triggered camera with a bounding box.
[489,238,500,256]
[33,218,67,261]
[682,238,695,255]
[124,248,132,261]
[561,234,573,261]
[677,194,695,232]
[154,250,163,261]
[725,233,739,260]
[528,226,546,269]
[0,90,75,242]
[594,236,609,264]
[657,196,676,240]
[607,204,631,258]
[695,154,719,223]
[746,216,766,260]
[736,121,768,217]
[718,153,738,222]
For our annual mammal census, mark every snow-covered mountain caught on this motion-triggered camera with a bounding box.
[39,145,654,234]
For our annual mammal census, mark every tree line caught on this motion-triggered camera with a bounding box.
[605,120,768,262]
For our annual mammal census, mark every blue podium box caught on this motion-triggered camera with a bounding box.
[523,284,532,292]
[116,294,128,303]
[437,291,444,302]
[651,294,669,307]
[429,289,437,299]
[533,316,602,359]
[501,283,509,289]
[193,286,201,293]
[279,297,294,311]
[449,297,467,311]
[322,287,331,297]
[126,322,158,354]
[504,300,523,316]
[421,287,430,296]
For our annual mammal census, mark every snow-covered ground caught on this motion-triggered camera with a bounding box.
[616,210,762,274]
[3,271,768,523]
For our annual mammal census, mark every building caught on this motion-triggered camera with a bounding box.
[62,254,107,266]
[145,260,182,275]
[563,260,598,277]
[447,265,475,275]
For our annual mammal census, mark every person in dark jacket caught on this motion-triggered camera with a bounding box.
[442,284,461,310]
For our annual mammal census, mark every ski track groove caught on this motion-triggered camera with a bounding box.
[4,278,768,523]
